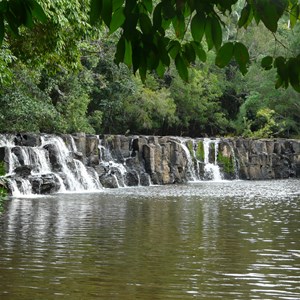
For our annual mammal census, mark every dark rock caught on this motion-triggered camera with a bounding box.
[43,144,62,172]
[14,165,32,177]
[30,174,61,194]
[14,133,41,147]
[99,174,119,188]
[125,170,139,186]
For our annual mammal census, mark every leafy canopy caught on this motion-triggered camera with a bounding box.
[0,0,300,91]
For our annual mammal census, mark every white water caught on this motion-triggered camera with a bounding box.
[1,135,103,196]
[0,135,234,197]
[178,139,198,181]
[203,138,223,181]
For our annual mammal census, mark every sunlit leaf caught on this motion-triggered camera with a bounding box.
[29,0,47,23]
[290,4,299,28]
[113,0,124,11]
[124,38,132,67]
[142,0,153,12]
[110,7,125,33]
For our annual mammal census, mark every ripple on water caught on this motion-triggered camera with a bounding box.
[0,179,299,299]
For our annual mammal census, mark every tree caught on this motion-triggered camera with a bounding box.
[1,0,299,91]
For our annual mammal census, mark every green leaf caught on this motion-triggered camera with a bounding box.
[191,12,205,42]
[110,7,125,33]
[288,58,300,92]
[101,0,113,26]
[183,43,196,63]
[161,0,175,19]
[138,52,147,82]
[139,13,152,34]
[0,1,8,12]
[156,60,165,77]
[253,0,288,32]
[153,2,162,30]
[234,42,250,75]
[29,0,47,23]
[112,0,124,11]
[173,12,185,38]
[142,0,153,13]
[175,53,188,81]
[211,17,222,50]
[114,36,125,64]
[191,41,206,62]
[290,4,299,28]
[215,42,234,68]
[90,0,102,25]
[6,11,19,35]
[168,40,181,59]
[0,15,4,44]
[157,37,170,66]
[238,4,253,28]
[205,17,213,50]
[261,56,273,70]
[124,38,132,67]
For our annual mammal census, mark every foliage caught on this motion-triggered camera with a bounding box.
[196,141,204,162]
[217,151,235,176]
[0,0,299,139]
[0,161,6,176]
[169,64,228,136]
[123,78,177,133]
[88,0,300,91]
[1,0,300,91]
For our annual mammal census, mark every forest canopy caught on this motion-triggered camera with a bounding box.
[0,0,299,138]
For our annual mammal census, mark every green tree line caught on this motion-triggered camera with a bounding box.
[0,0,299,138]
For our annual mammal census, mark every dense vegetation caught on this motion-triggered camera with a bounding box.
[0,0,299,138]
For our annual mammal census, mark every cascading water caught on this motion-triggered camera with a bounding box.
[203,138,223,181]
[0,133,242,196]
[0,134,103,196]
[98,139,128,187]
[178,139,198,181]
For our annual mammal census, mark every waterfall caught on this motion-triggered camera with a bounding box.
[178,139,198,181]
[0,134,103,196]
[42,135,101,192]
[0,133,245,196]
[203,138,223,181]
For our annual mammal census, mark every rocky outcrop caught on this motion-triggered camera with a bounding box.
[0,132,299,196]
[232,138,300,180]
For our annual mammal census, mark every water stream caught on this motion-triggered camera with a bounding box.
[0,179,299,299]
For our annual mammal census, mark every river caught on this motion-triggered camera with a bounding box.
[0,179,300,299]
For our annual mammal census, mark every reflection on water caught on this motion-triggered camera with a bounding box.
[0,179,300,299]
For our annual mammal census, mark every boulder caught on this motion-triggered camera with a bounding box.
[14,133,41,147]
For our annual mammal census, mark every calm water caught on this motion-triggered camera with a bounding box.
[0,180,300,299]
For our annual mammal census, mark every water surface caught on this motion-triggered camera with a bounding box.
[0,179,300,299]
